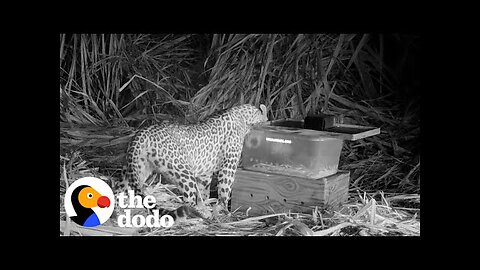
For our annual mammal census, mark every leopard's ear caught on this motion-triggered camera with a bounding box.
[259,104,267,117]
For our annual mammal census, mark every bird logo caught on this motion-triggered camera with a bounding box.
[64,177,115,227]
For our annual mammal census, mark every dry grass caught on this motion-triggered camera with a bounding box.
[59,154,419,236]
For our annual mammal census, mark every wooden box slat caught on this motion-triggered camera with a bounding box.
[326,123,381,141]
[231,168,350,216]
[267,119,381,141]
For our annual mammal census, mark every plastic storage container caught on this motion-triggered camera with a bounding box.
[242,121,344,179]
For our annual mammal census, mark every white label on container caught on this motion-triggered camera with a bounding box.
[265,137,292,144]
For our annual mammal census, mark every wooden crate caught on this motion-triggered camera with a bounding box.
[231,168,350,216]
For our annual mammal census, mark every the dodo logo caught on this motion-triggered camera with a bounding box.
[64,177,115,227]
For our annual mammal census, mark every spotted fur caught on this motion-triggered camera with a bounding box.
[114,104,268,218]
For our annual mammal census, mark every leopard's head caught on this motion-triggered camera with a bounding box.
[246,104,268,126]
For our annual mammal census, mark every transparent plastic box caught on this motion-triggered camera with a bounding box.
[242,119,380,179]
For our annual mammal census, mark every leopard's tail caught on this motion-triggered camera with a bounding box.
[122,128,154,193]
